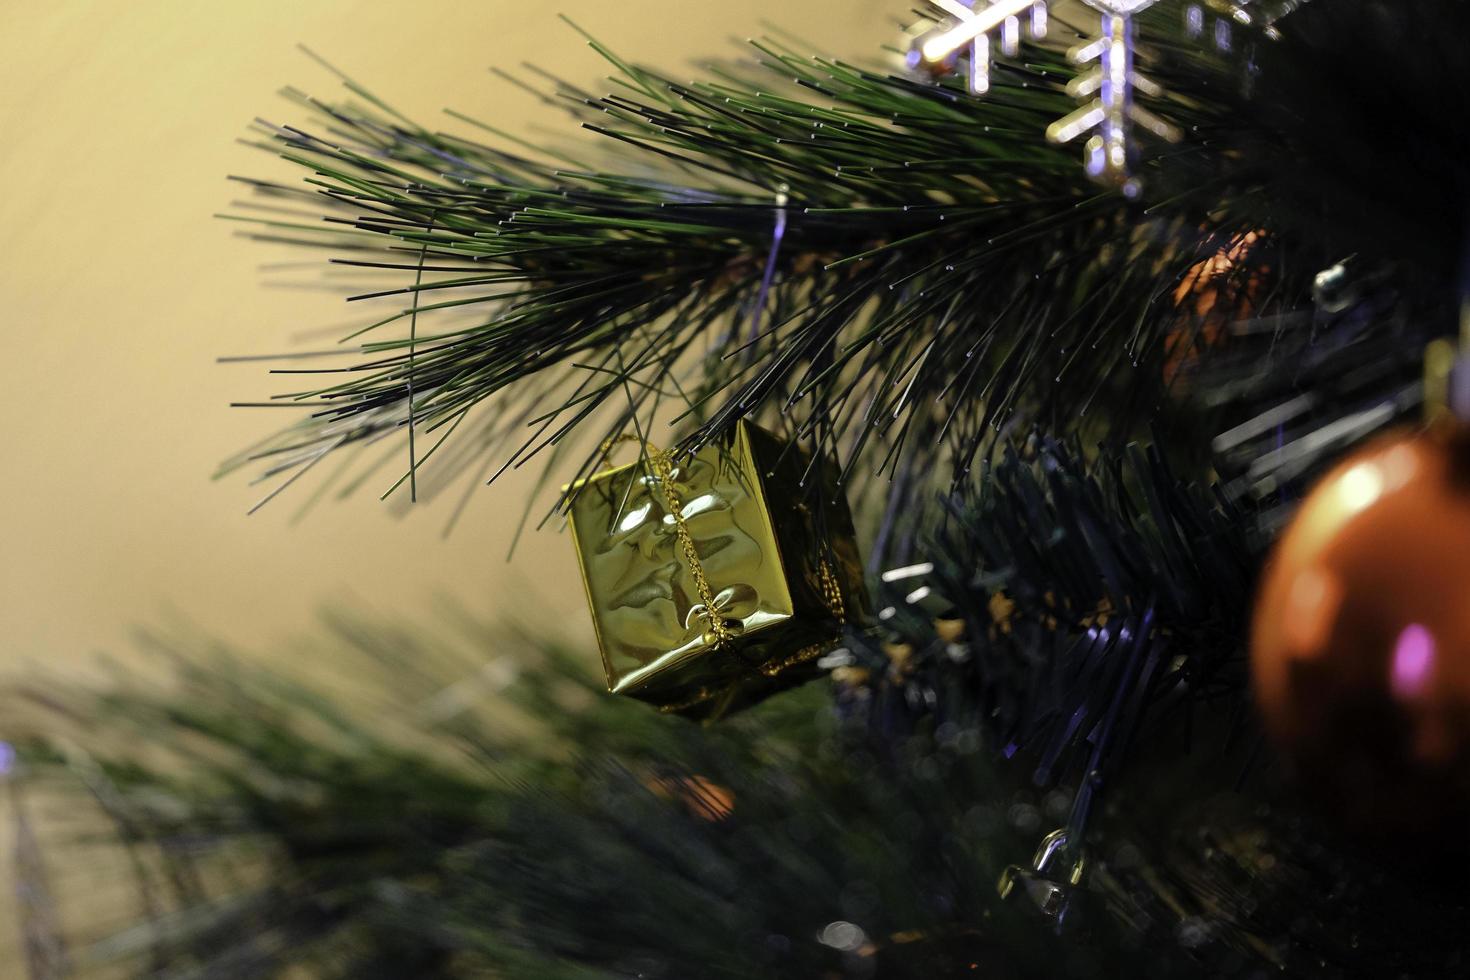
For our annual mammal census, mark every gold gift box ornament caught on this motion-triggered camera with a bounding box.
[566,421,865,720]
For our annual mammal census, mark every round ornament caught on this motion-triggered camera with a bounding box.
[1250,427,1470,838]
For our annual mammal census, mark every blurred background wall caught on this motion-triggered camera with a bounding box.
[0,1,896,669]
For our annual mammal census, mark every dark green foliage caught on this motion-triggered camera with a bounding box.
[3,619,1103,978]
[849,439,1254,801]
[12,604,1467,979]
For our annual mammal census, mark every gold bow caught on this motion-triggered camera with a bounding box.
[683,584,758,644]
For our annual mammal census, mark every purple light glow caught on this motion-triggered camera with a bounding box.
[1391,624,1435,699]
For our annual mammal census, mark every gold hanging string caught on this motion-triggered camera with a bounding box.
[597,434,733,648]
[758,559,846,677]
[650,449,738,649]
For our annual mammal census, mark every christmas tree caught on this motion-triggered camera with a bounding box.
[8,1,1470,976]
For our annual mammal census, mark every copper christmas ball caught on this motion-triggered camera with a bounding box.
[1251,428,1470,838]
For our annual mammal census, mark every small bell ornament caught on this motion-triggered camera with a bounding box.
[1311,258,1360,315]
[997,828,1088,926]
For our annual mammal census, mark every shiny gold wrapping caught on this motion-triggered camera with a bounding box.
[567,421,864,720]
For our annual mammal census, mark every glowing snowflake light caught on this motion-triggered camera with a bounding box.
[1045,0,1182,197]
[1185,0,1308,47]
[910,0,1049,95]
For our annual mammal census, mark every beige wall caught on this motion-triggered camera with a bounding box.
[0,2,896,666]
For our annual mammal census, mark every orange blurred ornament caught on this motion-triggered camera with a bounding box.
[1251,427,1470,838]
[1165,231,1267,386]
[645,773,735,822]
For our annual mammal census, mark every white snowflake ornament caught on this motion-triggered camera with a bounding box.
[1186,0,1309,47]
[909,0,1049,95]
[1046,0,1182,197]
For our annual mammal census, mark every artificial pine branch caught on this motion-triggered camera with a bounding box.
[222,5,1269,516]
[219,2,1470,535]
